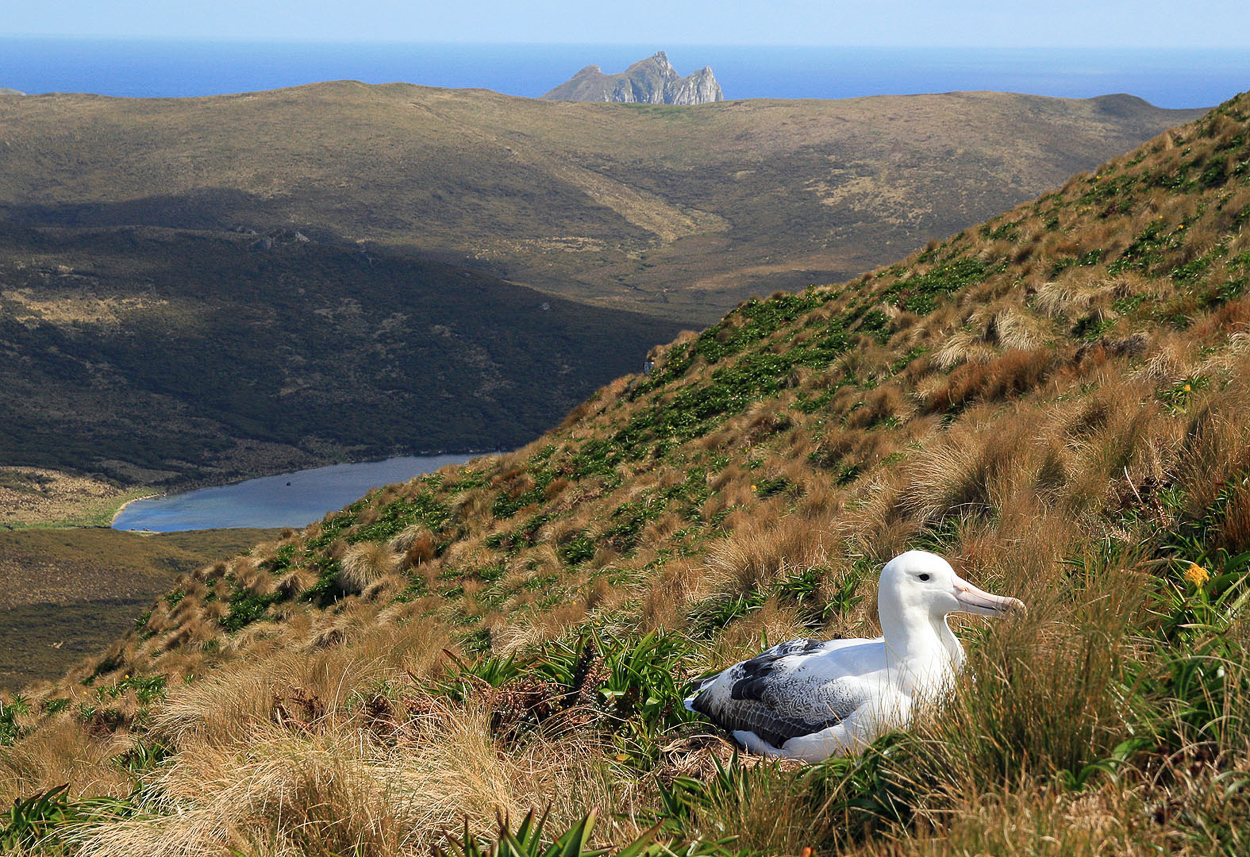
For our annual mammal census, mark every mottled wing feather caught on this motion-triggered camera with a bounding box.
[689,637,869,747]
[729,638,825,702]
[692,695,849,749]
[687,638,821,700]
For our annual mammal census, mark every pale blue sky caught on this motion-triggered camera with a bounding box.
[5,0,1249,48]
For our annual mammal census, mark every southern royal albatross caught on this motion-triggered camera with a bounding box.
[684,550,1024,762]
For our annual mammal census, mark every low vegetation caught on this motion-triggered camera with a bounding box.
[0,528,279,691]
[2,90,1249,855]
[0,227,683,486]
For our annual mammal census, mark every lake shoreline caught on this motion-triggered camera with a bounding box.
[159,447,498,496]
[108,492,164,528]
[112,451,490,533]
[115,446,500,507]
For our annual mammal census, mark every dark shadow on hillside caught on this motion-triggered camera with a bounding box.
[0,222,686,486]
[0,188,278,232]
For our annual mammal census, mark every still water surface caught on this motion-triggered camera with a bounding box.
[112,453,480,532]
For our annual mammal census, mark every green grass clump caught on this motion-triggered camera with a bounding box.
[883,257,996,315]
[348,492,451,543]
[0,784,134,855]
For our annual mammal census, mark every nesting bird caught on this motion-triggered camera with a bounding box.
[685,550,1024,762]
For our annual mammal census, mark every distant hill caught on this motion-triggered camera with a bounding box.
[541,50,723,105]
[0,83,1203,326]
[0,225,682,487]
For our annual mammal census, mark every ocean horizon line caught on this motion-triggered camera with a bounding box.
[2,39,1247,108]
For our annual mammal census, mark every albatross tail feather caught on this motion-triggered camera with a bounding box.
[733,729,785,758]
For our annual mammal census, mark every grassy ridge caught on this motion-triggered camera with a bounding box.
[1,92,1249,854]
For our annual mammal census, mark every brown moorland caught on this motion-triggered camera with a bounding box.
[0,527,279,691]
[0,84,1201,323]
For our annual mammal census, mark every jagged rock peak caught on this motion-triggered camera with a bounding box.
[540,51,723,105]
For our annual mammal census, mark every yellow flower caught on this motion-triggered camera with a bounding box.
[1183,383,1192,392]
[1178,224,1186,229]
[1184,563,1210,587]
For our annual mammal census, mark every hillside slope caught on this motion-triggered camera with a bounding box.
[0,83,1200,323]
[3,91,1250,856]
[0,225,683,486]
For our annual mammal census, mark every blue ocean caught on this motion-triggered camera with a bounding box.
[1,40,1247,109]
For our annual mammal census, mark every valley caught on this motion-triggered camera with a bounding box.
[0,84,1202,491]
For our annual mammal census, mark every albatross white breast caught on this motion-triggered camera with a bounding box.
[684,550,1024,763]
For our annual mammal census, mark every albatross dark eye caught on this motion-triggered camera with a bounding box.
[918,573,930,581]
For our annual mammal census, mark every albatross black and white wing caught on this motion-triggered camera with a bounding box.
[685,636,899,762]
[685,551,1025,762]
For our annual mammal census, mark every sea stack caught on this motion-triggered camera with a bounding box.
[541,51,723,105]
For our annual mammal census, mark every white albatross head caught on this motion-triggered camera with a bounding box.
[875,550,1024,685]
[879,550,1025,621]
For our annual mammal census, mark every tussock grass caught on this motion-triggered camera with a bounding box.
[339,542,401,594]
[704,513,832,597]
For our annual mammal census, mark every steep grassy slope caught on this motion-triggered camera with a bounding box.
[0,84,1200,323]
[2,92,1250,855]
[0,224,683,486]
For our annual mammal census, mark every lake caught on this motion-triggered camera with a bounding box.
[111,453,482,532]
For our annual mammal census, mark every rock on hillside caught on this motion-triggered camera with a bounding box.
[541,50,723,104]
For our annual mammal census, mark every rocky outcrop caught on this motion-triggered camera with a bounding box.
[541,51,722,105]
